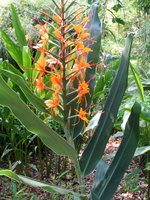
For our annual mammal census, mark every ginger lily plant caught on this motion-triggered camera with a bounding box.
[0,0,141,199]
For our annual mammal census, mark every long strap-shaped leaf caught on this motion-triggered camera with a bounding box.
[0,68,64,124]
[11,4,27,48]
[91,102,141,200]
[0,29,23,67]
[0,170,86,199]
[0,75,76,160]
[0,69,48,113]
[80,34,134,176]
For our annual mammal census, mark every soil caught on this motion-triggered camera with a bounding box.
[0,136,148,200]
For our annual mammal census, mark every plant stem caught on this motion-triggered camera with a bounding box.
[60,0,86,193]
[73,159,86,193]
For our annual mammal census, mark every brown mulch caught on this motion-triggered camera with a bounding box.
[0,137,148,199]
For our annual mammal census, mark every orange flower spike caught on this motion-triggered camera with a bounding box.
[35,76,46,92]
[34,53,47,72]
[75,108,89,124]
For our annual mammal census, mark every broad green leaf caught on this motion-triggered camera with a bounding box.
[0,29,23,67]
[92,160,109,190]
[72,3,102,138]
[91,102,141,200]
[106,145,150,160]
[124,108,150,123]
[134,146,150,157]
[0,69,48,114]
[11,4,27,48]
[0,170,86,198]
[22,46,32,80]
[141,111,150,123]
[0,61,23,77]
[0,75,76,160]
[93,75,105,95]
[85,3,102,93]
[130,63,144,102]
[80,34,134,176]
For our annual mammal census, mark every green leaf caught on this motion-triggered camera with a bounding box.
[112,17,125,25]
[0,61,23,77]
[0,170,86,198]
[134,146,150,157]
[145,162,150,171]
[112,3,123,12]
[130,63,144,102]
[0,29,23,67]
[11,4,27,48]
[91,102,141,200]
[83,112,101,134]
[141,111,150,123]
[22,46,32,80]
[0,69,48,114]
[93,75,105,95]
[92,160,109,190]
[125,108,150,123]
[80,34,134,176]
[0,75,76,160]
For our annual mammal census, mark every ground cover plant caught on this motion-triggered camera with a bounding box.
[0,0,145,199]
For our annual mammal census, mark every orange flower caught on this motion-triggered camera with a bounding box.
[77,81,90,104]
[45,92,63,115]
[50,73,62,90]
[54,14,62,24]
[35,76,46,92]
[81,17,90,25]
[73,24,86,34]
[74,108,89,124]
[32,43,45,52]
[75,57,91,73]
[76,40,92,55]
[34,53,47,72]
[35,24,48,33]
[78,81,89,96]
[79,31,90,39]
[54,29,63,42]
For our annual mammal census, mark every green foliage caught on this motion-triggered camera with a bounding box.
[120,168,142,193]
[0,177,39,200]
[0,1,143,199]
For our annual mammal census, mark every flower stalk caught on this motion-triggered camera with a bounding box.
[26,0,95,193]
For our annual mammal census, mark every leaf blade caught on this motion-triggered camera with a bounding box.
[0,29,23,67]
[91,102,141,200]
[80,34,134,176]
[0,170,86,198]
[11,4,27,48]
[0,75,76,160]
